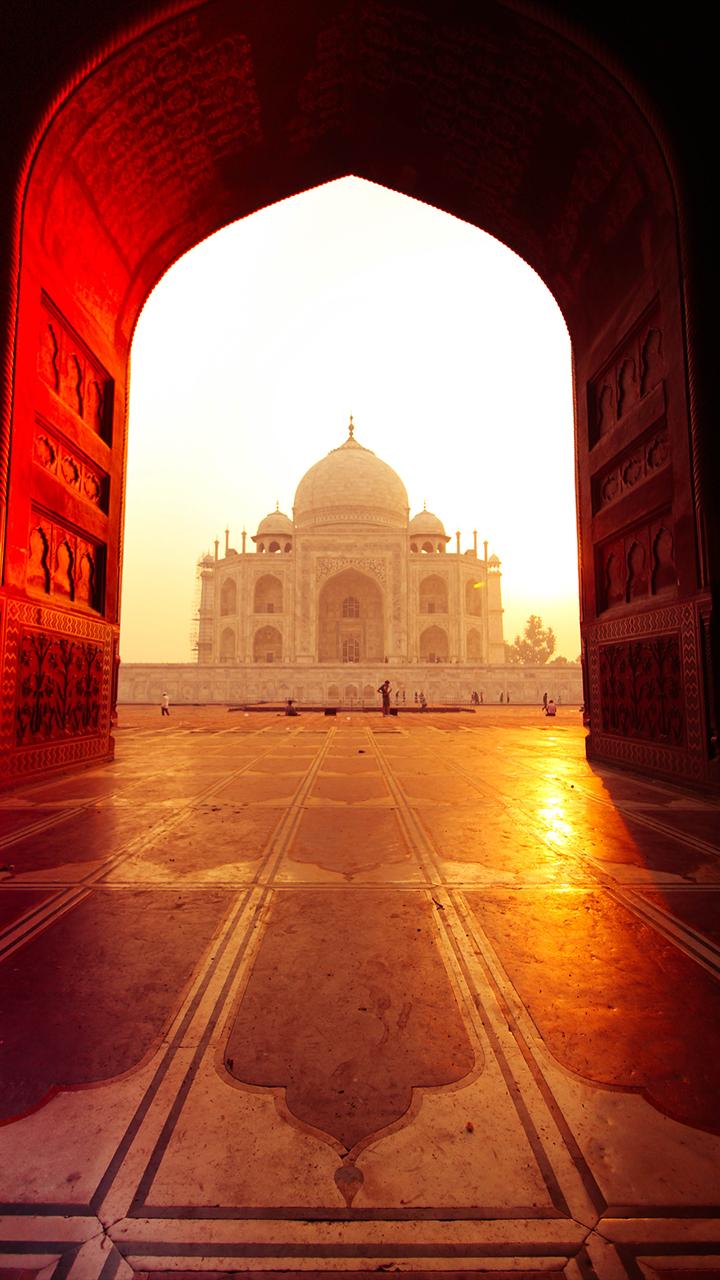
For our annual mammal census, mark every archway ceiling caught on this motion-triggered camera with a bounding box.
[28,0,666,345]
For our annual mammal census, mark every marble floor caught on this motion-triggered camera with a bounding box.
[1,706,719,1280]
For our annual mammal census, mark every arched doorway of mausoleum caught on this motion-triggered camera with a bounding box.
[317,570,384,664]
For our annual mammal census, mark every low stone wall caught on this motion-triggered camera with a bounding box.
[118,662,583,707]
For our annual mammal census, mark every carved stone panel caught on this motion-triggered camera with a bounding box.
[316,556,387,585]
[598,634,684,745]
[37,295,113,441]
[589,305,664,445]
[27,511,105,612]
[596,512,677,613]
[592,423,670,514]
[0,599,114,782]
[15,629,105,745]
[586,602,705,781]
[33,420,109,512]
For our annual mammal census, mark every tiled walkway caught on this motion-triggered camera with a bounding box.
[1,706,719,1279]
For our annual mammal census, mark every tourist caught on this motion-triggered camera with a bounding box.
[499,691,504,703]
[419,690,427,711]
[545,698,557,716]
[161,692,170,717]
[542,691,548,711]
[285,698,298,716]
[378,679,392,715]
[479,690,484,704]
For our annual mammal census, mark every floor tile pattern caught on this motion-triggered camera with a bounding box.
[1,705,719,1279]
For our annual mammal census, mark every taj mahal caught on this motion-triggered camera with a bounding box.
[118,420,582,706]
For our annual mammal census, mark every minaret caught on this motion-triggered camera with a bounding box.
[196,554,215,664]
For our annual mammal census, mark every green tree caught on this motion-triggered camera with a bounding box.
[506,614,556,665]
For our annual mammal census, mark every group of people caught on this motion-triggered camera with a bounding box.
[470,690,484,704]
[541,691,557,716]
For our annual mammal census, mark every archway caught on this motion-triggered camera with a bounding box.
[219,577,237,616]
[317,569,384,664]
[0,1,715,786]
[465,577,483,618]
[253,624,282,664]
[419,625,448,663]
[467,628,483,662]
[254,574,283,614]
[419,574,448,615]
[219,626,235,662]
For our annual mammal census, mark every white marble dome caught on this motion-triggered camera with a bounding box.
[293,427,409,530]
[409,509,447,537]
[255,509,292,537]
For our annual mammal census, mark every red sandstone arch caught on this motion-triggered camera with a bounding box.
[0,0,716,785]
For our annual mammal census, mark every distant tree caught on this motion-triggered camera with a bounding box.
[548,655,569,666]
[506,614,556,665]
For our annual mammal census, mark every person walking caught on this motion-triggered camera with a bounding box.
[378,679,392,715]
[161,692,170,717]
[419,690,427,711]
[542,691,548,712]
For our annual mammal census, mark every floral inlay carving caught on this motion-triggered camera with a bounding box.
[599,635,684,745]
[16,630,104,744]
[317,556,387,585]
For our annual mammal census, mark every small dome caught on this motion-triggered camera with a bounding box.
[409,509,447,537]
[254,508,293,539]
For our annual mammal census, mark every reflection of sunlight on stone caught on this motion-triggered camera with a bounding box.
[537,784,572,849]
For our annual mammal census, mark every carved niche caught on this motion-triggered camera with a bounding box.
[37,296,113,441]
[27,512,105,612]
[15,629,105,745]
[33,420,109,511]
[589,305,664,444]
[596,512,677,613]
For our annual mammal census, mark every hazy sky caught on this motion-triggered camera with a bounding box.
[122,177,580,663]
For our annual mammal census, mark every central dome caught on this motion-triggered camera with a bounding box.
[293,425,409,531]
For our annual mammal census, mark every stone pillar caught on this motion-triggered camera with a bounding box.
[196,561,214,665]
